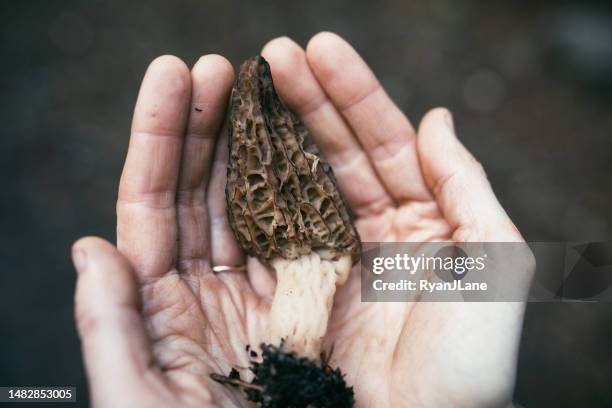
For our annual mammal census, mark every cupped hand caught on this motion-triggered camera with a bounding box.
[72,33,531,408]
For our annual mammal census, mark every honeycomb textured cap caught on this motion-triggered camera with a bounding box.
[226,56,360,264]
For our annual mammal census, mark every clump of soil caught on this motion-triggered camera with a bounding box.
[211,343,354,408]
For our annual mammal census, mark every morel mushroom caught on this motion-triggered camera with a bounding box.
[226,56,360,358]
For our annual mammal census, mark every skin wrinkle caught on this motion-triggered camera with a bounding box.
[392,201,453,241]
[431,168,461,201]
[369,135,417,174]
[176,202,209,261]
[296,92,331,118]
[330,161,392,217]
[155,352,224,406]
[177,211,207,264]
[117,225,178,280]
[178,162,213,192]
[301,103,363,158]
[345,104,414,171]
[216,276,248,325]
[390,303,419,370]
[171,376,216,407]
[325,138,369,171]
[184,125,225,142]
[355,210,394,241]
[131,129,186,140]
[176,190,207,208]
[184,123,226,141]
[224,297,247,361]
[336,82,382,114]
[142,355,167,388]
[153,334,202,372]
[153,310,225,375]
[147,300,202,346]
[330,154,392,217]
[118,191,177,209]
[197,276,253,355]
[178,141,216,186]
[141,274,191,322]
[200,286,228,352]
[178,259,209,278]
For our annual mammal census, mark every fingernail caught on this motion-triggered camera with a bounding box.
[444,110,455,133]
[72,247,88,273]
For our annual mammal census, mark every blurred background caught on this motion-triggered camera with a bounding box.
[1,0,612,406]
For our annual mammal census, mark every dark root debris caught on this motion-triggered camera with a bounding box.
[210,343,354,408]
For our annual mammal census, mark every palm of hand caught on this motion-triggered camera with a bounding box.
[144,203,451,407]
[77,33,527,408]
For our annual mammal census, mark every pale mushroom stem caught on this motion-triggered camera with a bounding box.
[267,252,352,360]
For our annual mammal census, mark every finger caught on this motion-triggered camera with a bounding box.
[261,37,393,216]
[207,126,244,267]
[247,257,276,301]
[417,108,523,241]
[72,237,160,406]
[117,55,191,279]
[177,55,234,275]
[306,32,431,202]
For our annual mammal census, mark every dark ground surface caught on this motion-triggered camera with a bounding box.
[1,0,612,406]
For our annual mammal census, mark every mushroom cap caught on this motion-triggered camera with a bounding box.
[226,56,360,264]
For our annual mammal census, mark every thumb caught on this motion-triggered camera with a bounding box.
[72,237,157,405]
[417,108,522,242]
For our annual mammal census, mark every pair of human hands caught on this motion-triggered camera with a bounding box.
[72,32,529,407]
